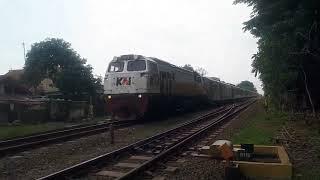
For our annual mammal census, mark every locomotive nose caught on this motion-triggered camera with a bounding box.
[115,77,132,86]
[105,73,137,94]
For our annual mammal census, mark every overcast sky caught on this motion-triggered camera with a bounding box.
[0,0,262,93]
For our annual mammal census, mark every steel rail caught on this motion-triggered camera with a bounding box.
[38,104,238,180]
[1,122,113,147]
[0,120,135,156]
[118,100,255,180]
[1,122,102,142]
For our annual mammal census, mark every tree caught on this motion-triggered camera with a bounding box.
[234,0,320,113]
[24,38,101,99]
[182,64,194,71]
[237,81,257,92]
[195,67,208,77]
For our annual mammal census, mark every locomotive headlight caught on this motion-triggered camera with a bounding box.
[138,94,142,98]
[107,95,112,99]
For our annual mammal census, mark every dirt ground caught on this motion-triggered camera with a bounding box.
[278,118,320,179]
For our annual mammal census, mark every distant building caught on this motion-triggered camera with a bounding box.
[0,69,88,123]
[0,70,31,96]
[37,78,59,95]
[0,69,59,96]
[3,69,23,80]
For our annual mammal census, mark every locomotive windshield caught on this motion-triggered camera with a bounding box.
[127,60,146,71]
[108,62,124,72]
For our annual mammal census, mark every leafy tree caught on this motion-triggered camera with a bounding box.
[237,81,257,92]
[234,0,320,113]
[195,67,208,77]
[24,38,102,99]
[182,64,194,71]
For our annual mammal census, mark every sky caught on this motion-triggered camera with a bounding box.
[0,0,263,94]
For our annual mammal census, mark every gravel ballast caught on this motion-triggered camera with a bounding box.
[0,108,214,179]
[152,101,261,180]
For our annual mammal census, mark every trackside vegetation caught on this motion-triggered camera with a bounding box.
[232,103,286,145]
[234,0,320,114]
[24,38,102,100]
[0,123,65,140]
[232,101,320,178]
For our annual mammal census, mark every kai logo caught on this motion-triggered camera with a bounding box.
[116,77,132,86]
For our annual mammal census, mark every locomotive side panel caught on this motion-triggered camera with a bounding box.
[212,81,221,101]
[172,68,196,96]
[156,62,205,98]
[156,63,176,96]
[220,83,227,100]
[146,60,160,94]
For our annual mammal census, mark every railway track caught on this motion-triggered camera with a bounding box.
[0,120,135,157]
[39,99,255,180]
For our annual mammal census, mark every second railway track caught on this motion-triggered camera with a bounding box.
[0,120,136,157]
[39,99,255,180]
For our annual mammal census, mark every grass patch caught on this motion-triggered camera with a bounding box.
[0,116,109,140]
[0,123,67,140]
[232,105,287,145]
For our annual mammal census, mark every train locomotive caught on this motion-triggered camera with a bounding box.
[104,54,256,120]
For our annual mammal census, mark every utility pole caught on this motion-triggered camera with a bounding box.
[22,42,26,62]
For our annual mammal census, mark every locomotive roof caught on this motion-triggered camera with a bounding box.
[112,54,159,64]
[112,54,257,95]
[148,57,197,74]
[114,54,194,73]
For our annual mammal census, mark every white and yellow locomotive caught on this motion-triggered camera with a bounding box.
[104,54,256,120]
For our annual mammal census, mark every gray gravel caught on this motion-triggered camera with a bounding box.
[148,102,259,180]
[0,129,137,180]
[168,157,224,180]
[0,108,214,180]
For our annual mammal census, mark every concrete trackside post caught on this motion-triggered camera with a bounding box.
[109,114,114,144]
[88,96,94,121]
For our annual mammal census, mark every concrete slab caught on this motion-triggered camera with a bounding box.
[129,155,152,160]
[155,145,163,149]
[164,166,178,173]
[152,176,166,180]
[191,153,212,158]
[9,155,23,159]
[96,170,125,177]
[232,145,292,179]
[182,133,191,136]
[176,159,186,163]
[115,162,141,168]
